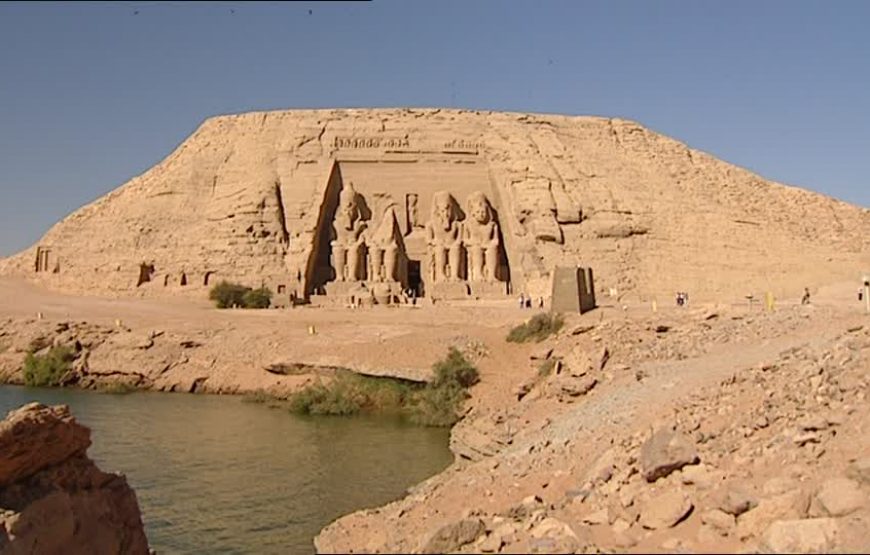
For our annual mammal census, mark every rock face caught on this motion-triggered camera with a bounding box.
[0,403,149,554]
[1,109,867,303]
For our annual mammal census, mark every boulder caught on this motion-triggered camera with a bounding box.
[552,374,597,400]
[421,517,485,554]
[700,509,735,535]
[0,403,148,554]
[640,428,700,482]
[715,483,758,516]
[0,403,90,487]
[528,518,579,554]
[761,518,839,553]
[736,490,810,540]
[811,477,865,517]
[680,463,721,489]
[638,489,694,529]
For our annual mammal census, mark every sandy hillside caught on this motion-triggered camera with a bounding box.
[1,108,867,303]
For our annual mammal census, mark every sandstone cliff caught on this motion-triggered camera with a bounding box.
[0,403,149,554]
[1,108,867,302]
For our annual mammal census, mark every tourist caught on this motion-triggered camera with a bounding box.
[518,293,525,309]
[801,287,811,305]
[538,297,544,309]
[525,297,532,309]
[859,288,864,302]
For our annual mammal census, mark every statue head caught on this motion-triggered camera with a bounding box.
[337,182,360,229]
[431,191,456,231]
[466,191,493,225]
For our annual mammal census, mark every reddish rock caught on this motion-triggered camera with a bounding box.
[0,403,149,554]
[0,402,90,487]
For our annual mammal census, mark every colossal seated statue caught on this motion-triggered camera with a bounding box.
[425,191,463,283]
[463,191,501,283]
[330,182,367,282]
[368,203,402,283]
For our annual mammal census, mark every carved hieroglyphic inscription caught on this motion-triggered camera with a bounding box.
[333,136,484,154]
[333,137,410,150]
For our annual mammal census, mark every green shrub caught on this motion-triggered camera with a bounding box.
[289,371,417,416]
[287,349,479,427]
[23,346,76,387]
[409,382,467,427]
[209,281,272,309]
[209,281,250,309]
[431,347,480,389]
[506,313,564,343]
[243,287,272,309]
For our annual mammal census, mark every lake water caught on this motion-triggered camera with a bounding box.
[0,386,453,554]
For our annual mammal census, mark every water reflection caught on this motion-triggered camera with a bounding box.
[0,386,452,554]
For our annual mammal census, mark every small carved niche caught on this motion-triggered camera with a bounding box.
[180,272,188,286]
[35,247,52,273]
[204,271,216,286]
[137,263,155,287]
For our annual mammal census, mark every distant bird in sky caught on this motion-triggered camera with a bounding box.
[308,9,313,15]
[133,10,139,15]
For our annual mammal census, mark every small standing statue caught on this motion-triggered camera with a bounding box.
[330,182,367,281]
[426,191,463,283]
[369,203,401,283]
[463,191,501,283]
[405,193,421,236]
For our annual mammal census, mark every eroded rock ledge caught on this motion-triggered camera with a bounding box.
[0,403,149,554]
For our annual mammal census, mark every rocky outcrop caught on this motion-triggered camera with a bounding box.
[0,403,148,554]
[1,109,868,304]
[315,303,870,554]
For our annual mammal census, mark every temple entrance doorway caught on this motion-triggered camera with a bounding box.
[407,259,422,297]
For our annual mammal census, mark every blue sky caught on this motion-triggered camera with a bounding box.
[1,1,868,256]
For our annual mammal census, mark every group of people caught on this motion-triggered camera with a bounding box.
[675,291,689,307]
[518,293,544,309]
